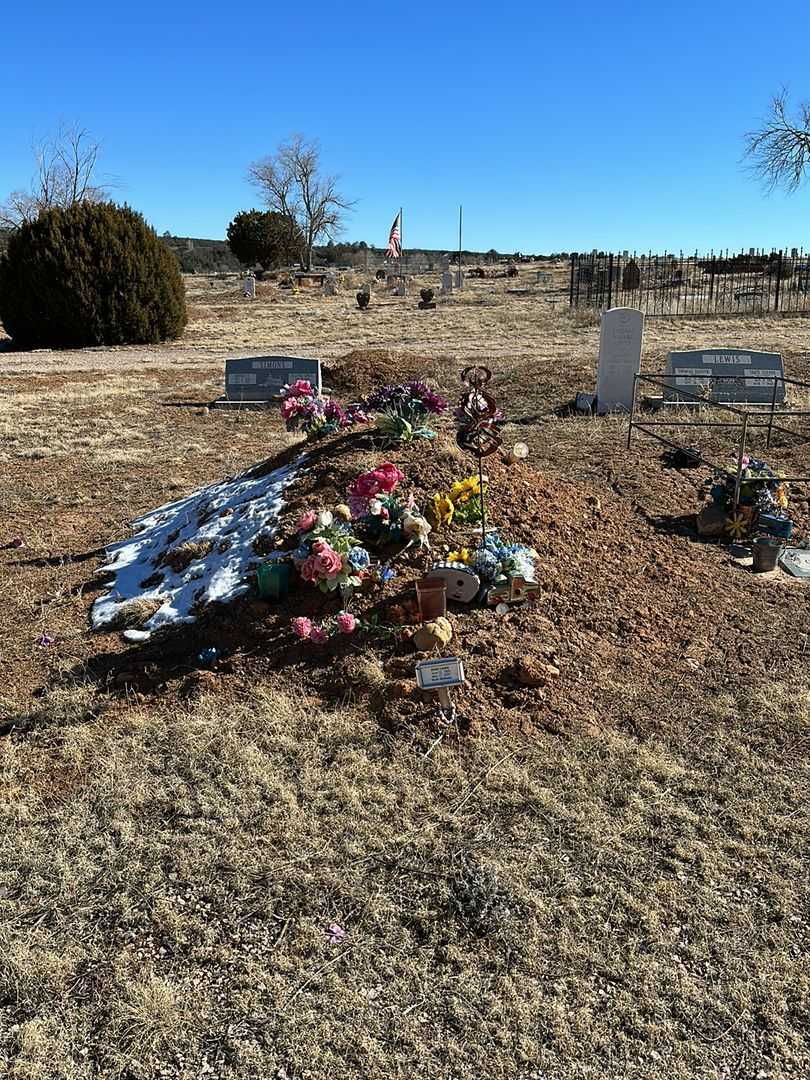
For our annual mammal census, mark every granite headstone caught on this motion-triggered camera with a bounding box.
[596,307,644,414]
[663,348,785,404]
[223,356,322,402]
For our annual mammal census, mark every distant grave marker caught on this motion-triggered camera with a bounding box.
[596,307,644,414]
[214,356,322,408]
[663,348,785,404]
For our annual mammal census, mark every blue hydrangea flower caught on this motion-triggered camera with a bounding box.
[473,549,500,582]
[380,564,396,583]
[348,546,371,570]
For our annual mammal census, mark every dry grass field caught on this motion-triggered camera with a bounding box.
[0,268,808,1079]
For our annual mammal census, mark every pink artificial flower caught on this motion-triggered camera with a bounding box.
[310,539,343,577]
[297,509,317,532]
[374,463,404,492]
[300,555,323,582]
[281,397,301,420]
[292,616,313,639]
[337,612,356,634]
[350,472,383,500]
[309,625,329,645]
[288,379,314,397]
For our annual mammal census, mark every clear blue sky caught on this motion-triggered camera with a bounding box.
[3,1,810,253]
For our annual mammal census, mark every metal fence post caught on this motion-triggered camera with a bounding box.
[627,375,638,449]
[607,252,614,311]
[569,255,575,308]
[767,377,779,449]
[774,251,783,312]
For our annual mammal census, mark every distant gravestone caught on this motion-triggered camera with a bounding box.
[221,356,322,404]
[243,273,256,299]
[322,272,338,297]
[596,307,644,414]
[663,348,785,404]
[441,272,454,295]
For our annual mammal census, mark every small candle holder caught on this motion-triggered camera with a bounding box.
[416,578,447,621]
[256,561,290,600]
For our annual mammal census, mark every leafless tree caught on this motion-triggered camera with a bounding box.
[0,123,110,229]
[249,136,352,270]
[745,90,810,192]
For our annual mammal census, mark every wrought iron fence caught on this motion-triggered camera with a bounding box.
[569,249,810,316]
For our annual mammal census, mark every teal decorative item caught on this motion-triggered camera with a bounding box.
[257,561,290,600]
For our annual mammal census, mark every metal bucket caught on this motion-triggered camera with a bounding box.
[752,538,782,573]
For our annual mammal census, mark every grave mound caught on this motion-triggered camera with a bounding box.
[323,349,438,397]
[88,424,768,737]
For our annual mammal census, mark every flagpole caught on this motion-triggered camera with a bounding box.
[458,204,463,288]
[399,206,403,289]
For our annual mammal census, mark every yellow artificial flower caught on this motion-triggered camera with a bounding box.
[774,485,789,509]
[447,548,474,565]
[450,475,482,505]
[428,493,455,527]
[725,512,749,540]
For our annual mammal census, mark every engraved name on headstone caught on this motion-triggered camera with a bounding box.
[224,356,322,402]
[663,348,785,404]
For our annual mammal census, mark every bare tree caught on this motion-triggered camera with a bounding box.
[249,136,352,270]
[1,122,110,229]
[745,90,810,192]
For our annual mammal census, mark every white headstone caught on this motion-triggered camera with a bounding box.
[441,271,454,295]
[596,307,644,414]
[243,274,256,299]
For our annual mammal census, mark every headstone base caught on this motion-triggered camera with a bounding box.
[418,301,436,310]
[210,397,273,411]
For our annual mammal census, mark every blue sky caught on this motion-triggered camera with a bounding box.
[3,1,810,252]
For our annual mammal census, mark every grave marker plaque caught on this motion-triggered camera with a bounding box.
[663,348,785,404]
[224,356,322,402]
[596,307,644,414]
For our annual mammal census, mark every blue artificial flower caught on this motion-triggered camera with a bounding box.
[380,564,396,583]
[292,543,311,562]
[473,549,500,582]
[348,546,371,570]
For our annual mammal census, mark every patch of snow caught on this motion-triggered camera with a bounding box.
[91,455,304,633]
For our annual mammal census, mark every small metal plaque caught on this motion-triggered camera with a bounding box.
[415,657,466,690]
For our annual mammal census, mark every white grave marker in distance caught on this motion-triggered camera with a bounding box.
[596,307,644,414]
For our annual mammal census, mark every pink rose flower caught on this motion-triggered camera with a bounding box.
[288,379,314,397]
[297,510,317,532]
[374,463,404,493]
[337,612,356,634]
[292,616,313,639]
[311,539,343,577]
[281,397,301,420]
[300,555,322,582]
[350,472,383,499]
[309,625,329,644]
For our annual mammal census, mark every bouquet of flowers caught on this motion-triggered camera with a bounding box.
[707,455,790,539]
[360,380,447,445]
[291,509,370,592]
[470,532,537,584]
[428,474,486,528]
[280,380,369,442]
[348,464,431,547]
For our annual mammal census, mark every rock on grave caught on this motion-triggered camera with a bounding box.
[663,348,785,405]
[215,356,322,408]
[596,307,644,414]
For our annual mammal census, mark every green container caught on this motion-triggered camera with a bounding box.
[257,561,290,599]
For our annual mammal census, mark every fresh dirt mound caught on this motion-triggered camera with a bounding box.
[84,423,810,739]
[323,349,440,398]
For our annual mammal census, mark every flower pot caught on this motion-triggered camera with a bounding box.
[751,537,782,573]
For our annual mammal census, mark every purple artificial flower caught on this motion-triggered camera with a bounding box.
[37,632,55,647]
[324,922,346,945]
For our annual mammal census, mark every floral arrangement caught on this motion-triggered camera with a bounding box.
[348,464,431,548]
[291,509,370,592]
[291,610,397,644]
[707,456,791,538]
[428,474,486,528]
[360,380,447,445]
[280,380,369,442]
[468,532,537,584]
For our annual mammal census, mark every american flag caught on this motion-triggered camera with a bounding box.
[385,212,401,259]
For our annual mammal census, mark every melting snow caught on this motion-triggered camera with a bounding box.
[91,455,304,637]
